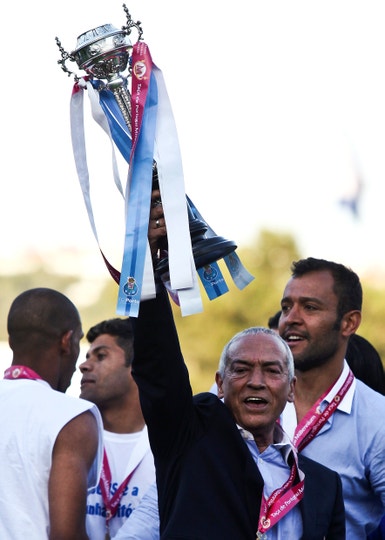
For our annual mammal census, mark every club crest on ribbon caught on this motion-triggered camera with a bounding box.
[133,60,147,80]
[123,277,139,297]
[202,265,218,282]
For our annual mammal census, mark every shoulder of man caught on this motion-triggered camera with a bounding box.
[298,453,341,482]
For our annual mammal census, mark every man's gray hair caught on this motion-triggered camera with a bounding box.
[217,327,294,380]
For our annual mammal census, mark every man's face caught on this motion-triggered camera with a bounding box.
[79,334,133,406]
[216,333,294,449]
[279,270,341,371]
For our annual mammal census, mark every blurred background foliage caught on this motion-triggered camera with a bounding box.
[1,229,385,393]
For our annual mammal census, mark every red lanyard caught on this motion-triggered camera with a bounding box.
[257,452,304,538]
[293,369,354,452]
[3,365,43,381]
[99,449,140,537]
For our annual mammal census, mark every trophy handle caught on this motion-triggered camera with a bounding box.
[55,37,77,79]
[121,4,144,41]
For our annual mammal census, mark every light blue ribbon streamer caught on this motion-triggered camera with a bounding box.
[116,71,158,316]
[186,197,232,298]
[197,262,229,299]
[187,196,255,291]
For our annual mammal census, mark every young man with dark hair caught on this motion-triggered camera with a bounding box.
[279,257,385,538]
[80,317,158,540]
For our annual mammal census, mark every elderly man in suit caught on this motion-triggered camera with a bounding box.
[127,197,345,540]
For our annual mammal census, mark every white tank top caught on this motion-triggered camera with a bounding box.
[0,378,103,539]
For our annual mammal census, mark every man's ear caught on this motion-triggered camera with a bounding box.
[60,330,74,354]
[287,376,296,403]
[341,310,361,338]
[215,371,224,399]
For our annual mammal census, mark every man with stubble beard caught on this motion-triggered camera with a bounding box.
[279,257,385,539]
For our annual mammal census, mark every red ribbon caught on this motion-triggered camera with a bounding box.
[293,369,354,451]
[257,453,304,535]
[3,365,42,381]
[99,449,140,533]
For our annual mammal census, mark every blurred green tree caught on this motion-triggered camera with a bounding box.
[2,231,385,394]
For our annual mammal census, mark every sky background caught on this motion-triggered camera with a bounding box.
[2,0,385,282]
[2,1,385,394]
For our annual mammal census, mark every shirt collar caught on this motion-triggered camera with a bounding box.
[323,359,356,413]
[238,422,297,464]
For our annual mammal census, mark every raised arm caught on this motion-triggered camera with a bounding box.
[133,186,202,462]
[48,410,99,540]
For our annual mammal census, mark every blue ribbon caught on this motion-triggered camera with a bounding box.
[92,80,132,164]
[187,196,254,291]
[116,71,158,316]
[197,262,229,299]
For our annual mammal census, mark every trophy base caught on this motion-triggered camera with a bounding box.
[155,236,237,278]
[152,172,237,279]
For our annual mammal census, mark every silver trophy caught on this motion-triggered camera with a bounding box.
[56,4,236,276]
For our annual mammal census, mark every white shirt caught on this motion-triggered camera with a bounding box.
[86,426,156,539]
[0,378,103,540]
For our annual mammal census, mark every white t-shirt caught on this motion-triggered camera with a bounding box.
[86,426,156,539]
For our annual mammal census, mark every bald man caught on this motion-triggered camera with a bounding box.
[0,287,104,540]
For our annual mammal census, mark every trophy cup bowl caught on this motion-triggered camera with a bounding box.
[72,24,132,89]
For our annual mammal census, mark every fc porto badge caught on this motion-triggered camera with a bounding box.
[202,264,218,282]
[123,276,139,297]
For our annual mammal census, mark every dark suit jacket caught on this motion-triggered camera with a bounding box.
[132,290,345,539]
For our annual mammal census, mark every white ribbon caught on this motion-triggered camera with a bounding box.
[153,65,202,315]
[70,79,156,300]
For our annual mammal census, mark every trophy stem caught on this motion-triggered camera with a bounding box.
[111,86,132,128]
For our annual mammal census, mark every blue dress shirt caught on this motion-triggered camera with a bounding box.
[282,360,385,539]
[240,424,303,540]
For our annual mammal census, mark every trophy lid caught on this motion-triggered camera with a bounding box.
[73,24,128,52]
[72,24,132,71]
